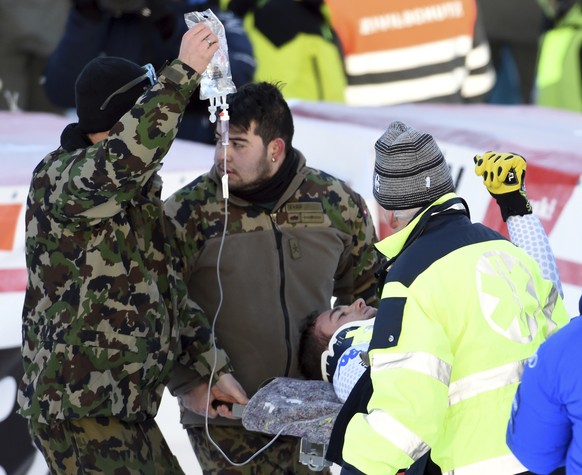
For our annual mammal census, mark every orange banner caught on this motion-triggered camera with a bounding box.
[0,204,21,251]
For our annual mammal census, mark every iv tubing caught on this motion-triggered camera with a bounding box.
[203,102,288,465]
[219,98,229,199]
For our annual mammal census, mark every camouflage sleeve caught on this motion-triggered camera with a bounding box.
[334,188,384,307]
[166,364,206,397]
[48,60,201,224]
[176,296,233,384]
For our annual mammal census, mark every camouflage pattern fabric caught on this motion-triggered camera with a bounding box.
[188,424,332,474]
[241,377,342,446]
[30,417,185,474]
[165,153,383,429]
[18,59,232,426]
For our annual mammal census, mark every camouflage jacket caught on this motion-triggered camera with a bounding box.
[18,60,231,424]
[164,151,383,427]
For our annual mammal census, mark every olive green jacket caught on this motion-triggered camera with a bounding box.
[165,151,382,427]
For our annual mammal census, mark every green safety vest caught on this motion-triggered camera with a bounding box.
[536,3,582,112]
[241,10,346,102]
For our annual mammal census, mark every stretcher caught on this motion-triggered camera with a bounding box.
[234,377,426,474]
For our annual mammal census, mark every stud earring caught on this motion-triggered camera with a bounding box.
[271,157,276,162]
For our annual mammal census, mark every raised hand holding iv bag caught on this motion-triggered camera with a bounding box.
[185,9,236,123]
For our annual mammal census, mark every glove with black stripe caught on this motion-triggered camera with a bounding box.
[474,151,532,221]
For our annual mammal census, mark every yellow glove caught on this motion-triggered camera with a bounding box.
[474,151,527,193]
[474,151,532,221]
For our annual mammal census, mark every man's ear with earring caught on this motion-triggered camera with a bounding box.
[269,137,285,163]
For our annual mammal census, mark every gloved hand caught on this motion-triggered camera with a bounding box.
[474,151,532,221]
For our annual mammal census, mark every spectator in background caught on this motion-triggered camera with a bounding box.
[0,0,68,112]
[42,0,255,143]
[476,0,545,104]
[227,0,347,102]
[534,0,582,112]
[324,0,496,106]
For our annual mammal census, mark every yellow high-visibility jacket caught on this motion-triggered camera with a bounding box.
[227,0,347,102]
[328,194,569,475]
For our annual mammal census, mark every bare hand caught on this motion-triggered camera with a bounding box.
[181,383,218,418]
[178,23,219,74]
[180,374,248,419]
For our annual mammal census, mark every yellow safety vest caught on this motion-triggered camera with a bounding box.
[342,194,569,474]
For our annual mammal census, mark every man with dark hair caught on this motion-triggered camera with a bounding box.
[299,309,329,381]
[164,81,382,473]
[18,24,247,474]
[299,300,375,392]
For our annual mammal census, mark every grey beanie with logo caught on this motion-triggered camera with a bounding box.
[373,121,454,210]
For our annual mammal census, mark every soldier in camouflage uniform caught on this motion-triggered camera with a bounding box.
[164,82,383,474]
[18,23,247,475]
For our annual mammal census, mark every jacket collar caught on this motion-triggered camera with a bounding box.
[375,193,468,260]
[60,123,93,152]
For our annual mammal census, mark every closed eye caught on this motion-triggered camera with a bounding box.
[329,307,347,323]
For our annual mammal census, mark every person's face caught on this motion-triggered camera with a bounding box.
[315,298,377,341]
[214,121,283,192]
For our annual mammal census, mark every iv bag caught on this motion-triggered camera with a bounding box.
[185,9,237,101]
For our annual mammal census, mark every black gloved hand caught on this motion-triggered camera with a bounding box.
[474,151,532,221]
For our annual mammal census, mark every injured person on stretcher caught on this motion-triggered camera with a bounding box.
[232,303,413,473]
[233,301,378,472]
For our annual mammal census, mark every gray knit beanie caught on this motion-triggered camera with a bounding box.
[373,121,454,210]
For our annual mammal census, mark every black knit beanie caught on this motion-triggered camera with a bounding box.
[75,56,148,133]
[373,121,454,210]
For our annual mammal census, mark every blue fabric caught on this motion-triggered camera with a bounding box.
[43,3,255,143]
[487,45,522,105]
[507,316,582,474]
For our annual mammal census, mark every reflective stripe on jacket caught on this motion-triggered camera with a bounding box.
[333,194,569,474]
